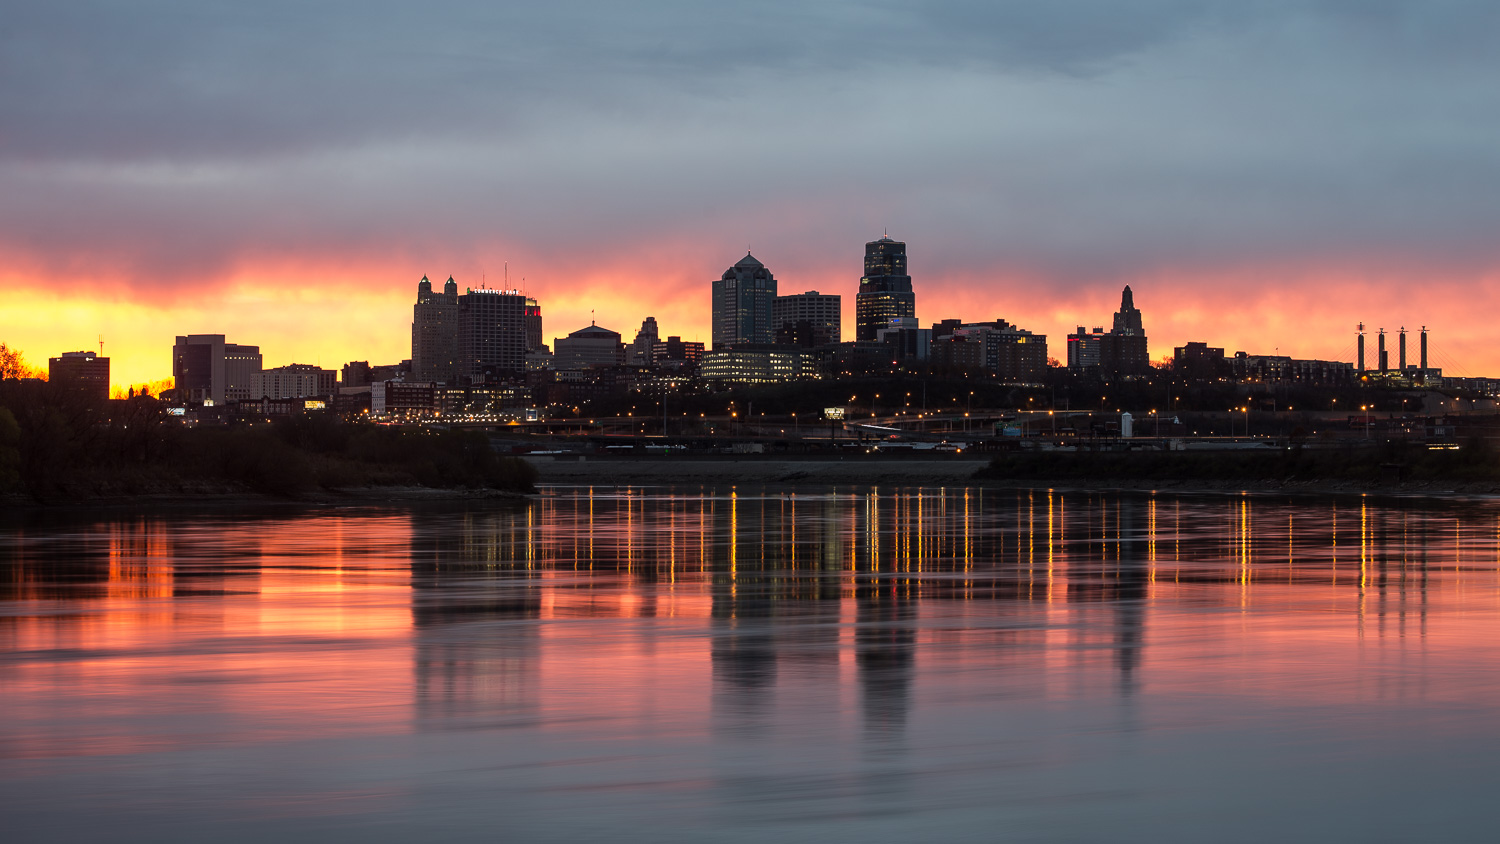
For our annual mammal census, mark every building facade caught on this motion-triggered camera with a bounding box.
[629,317,659,366]
[251,364,336,399]
[1067,286,1149,376]
[855,236,916,341]
[652,337,705,371]
[525,298,544,352]
[412,275,459,383]
[458,289,530,381]
[553,324,625,369]
[172,334,262,404]
[935,320,1047,381]
[700,346,819,386]
[712,253,777,349]
[48,351,110,400]
[772,291,841,347]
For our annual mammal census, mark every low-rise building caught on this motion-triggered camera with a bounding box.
[372,380,437,417]
[251,364,336,399]
[700,346,819,386]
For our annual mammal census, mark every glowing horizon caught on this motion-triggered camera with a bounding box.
[3,249,1495,393]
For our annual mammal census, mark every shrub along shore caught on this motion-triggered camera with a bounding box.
[0,383,536,504]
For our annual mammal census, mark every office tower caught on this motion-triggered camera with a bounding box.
[855,236,916,341]
[1066,327,1105,369]
[412,275,460,383]
[630,317,659,366]
[712,253,777,349]
[1112,285,1144,335]
[1102,286,1149,375]
[172,335,262,404]
[458,288,529,381]
[48,351,110,401]
[773,291,841,347]
[525,298,543,352]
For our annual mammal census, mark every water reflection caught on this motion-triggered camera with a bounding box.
[4,489,1500,839]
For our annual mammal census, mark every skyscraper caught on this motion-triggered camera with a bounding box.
[525,297,544,352]
[1067,286,1149,376]
[1112,285,1144,336]
[1104,286,1149,374]
[412,275,459,383]
[629,317,659,366]
[458,288,529,382]
[773,291,841,347]
[855,236,916,341]
[712,253,777,349]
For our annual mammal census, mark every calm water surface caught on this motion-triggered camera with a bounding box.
[4,486,1500,842]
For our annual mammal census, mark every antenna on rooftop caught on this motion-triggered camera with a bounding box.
[98,335,103,356]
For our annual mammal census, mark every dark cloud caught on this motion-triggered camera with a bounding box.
[3,0,1500,294]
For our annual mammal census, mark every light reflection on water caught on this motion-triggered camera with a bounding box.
[4,487,1500,842]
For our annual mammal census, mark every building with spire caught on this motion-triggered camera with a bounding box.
[855,235,916,341]
[712,253,778,349]
[629,317,659,366]
[1067,286,1149,376]
[412,275,459,382]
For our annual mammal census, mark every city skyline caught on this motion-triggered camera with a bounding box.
[2,234,1478,391]
[5,3,1500,388]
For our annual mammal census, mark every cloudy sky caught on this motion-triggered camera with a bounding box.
[4,1,1500,386]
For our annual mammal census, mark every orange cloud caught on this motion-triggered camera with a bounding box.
[5,246,1500,393]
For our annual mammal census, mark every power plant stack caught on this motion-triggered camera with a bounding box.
[1357,323,1365,373]
[1378,328,1387,373]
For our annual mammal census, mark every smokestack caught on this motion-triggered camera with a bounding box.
[1399,327,1407,372]
[1421,326,1429,374]
[1378,328,1386,373]
[1357,323,1366,373]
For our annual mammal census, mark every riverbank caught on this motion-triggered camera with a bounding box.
[0,483,533,514]
[528,456,990,486]
[528,455,1500,497]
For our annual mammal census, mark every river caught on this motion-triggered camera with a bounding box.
[4,486,1499,841]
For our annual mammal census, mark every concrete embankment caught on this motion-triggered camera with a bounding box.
[526,455,990,487]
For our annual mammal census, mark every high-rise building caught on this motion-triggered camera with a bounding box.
[773,291,841,347]
[712,253,777,349]
[412,275,459,383]
[1066,327,1106,369]
[525,298,544,352]
[172,335,262,404]
[629,317,659,366]
[1112,286,1144,336]
[855,236,916,341]
[1103,286,1149,375]
[1067,286,1149,376]
[933,319,1047,380]
[48,351,109,401]
[458,288,529,382]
